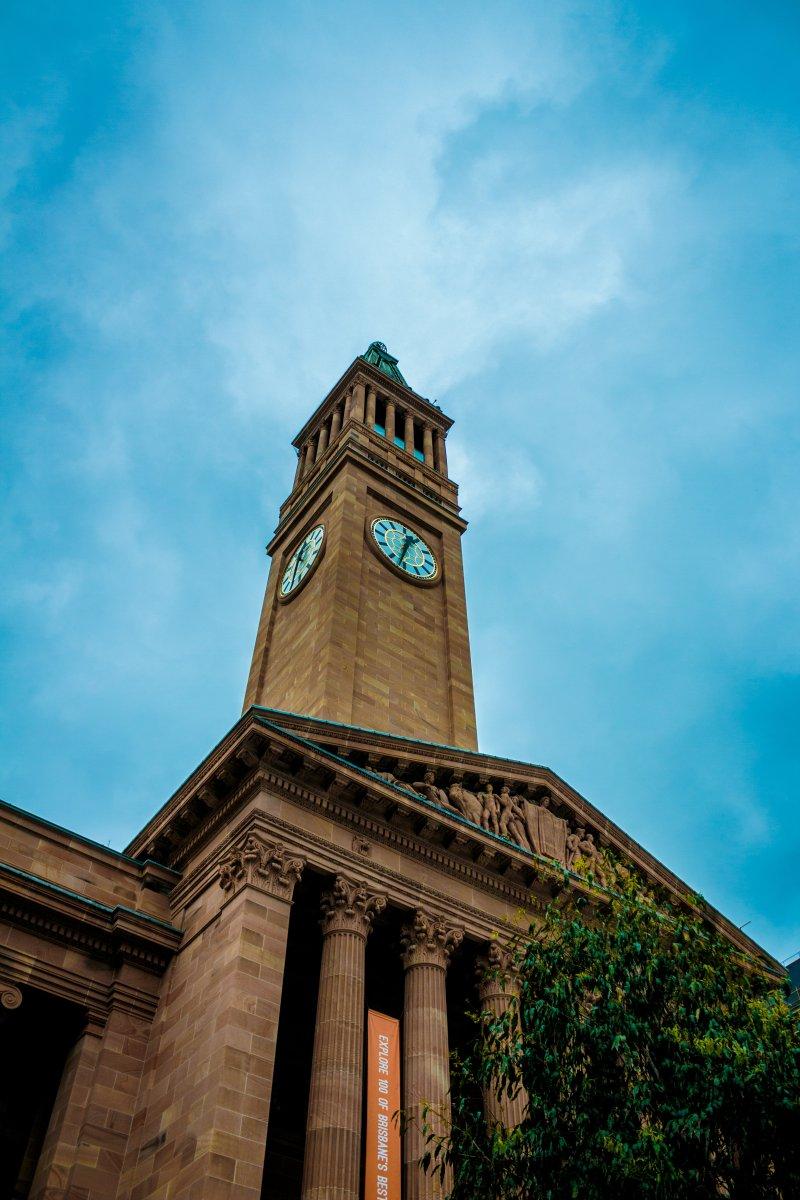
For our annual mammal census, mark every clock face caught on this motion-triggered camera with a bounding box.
[280,525,325,598]
[371,517,438,581]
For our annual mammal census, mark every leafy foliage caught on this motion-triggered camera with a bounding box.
[432,885,800,1199]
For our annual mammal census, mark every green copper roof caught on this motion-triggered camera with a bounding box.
[362,341,409,387]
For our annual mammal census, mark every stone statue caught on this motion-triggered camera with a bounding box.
[478,783,500,834]
[412,767,457,812]
[578,830,607,886]
[498,786,531,851]
[565,826,584,870]
[448,782,483,826]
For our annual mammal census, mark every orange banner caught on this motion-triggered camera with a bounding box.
[364,1010,401,1200]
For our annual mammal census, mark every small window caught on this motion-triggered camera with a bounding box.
[412,448,425,462]
[393,434,405,449]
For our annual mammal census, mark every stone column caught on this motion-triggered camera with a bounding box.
[404,411,415,455]
[385,399,396,443]
[294,446,305,486]
[343,388,353,424]
[303,438,316,477]
[351,381,366,423]
[401,911,464,1200]
[302,876,387,1200]
[476,944,527,1129]
[330,403,342,443]
[434,430,448,477]
[316,420,330,461]
[366,386,377,428]
[423,424,434,468]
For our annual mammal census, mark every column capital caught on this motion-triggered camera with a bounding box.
[476,941,521,1002]
[217,832,305,902]
[320,875,387,937]
[401,910,463,969]
[0,980,22,1010]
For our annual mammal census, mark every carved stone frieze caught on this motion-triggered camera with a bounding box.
[404,767,610,885]
[320,875,386,937]
[400,910,463,970]
[217,833,304,901]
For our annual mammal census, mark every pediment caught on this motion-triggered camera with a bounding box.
[125,708,777,971]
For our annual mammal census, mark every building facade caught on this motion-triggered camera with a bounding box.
[0,344,779,1199]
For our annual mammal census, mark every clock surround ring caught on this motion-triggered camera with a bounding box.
[277,523,327,604]
[367,515,441,587]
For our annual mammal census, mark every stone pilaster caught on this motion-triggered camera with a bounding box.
[476,943,527,1129]
[401,911,463,1200]
[434,430,448,477]
[119,832,305,1200]
[351,381,366,423]
[302,876,387,1200]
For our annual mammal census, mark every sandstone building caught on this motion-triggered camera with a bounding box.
[0,343,778,1199]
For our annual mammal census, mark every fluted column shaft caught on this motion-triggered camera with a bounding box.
[477,950,527,1129]
[343,389,353,424]
[366,386,377,427]
[316,421,329,461]
[302,878,386,1200]
[385,399,396,443]
[401,912,463,1200]
[330,404,342,442]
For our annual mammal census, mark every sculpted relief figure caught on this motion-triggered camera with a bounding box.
[478,783,500,835]
[412,767,457,812]
[498,786,532,851]
[578,830,607,886]
[524,792,568,866]
[448,782,483,826]
[565,826,584,871]
[565,825,607,885]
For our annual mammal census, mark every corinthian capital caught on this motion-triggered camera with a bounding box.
[217,833,305,901]
[320,875,387,937]
[400,910,464,969]
[476,940,521,1001]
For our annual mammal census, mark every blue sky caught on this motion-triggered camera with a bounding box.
[1,1,798,962]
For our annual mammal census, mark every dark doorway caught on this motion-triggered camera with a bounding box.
[0,987,83,1198]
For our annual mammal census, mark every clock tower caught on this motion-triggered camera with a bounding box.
[244,342,478,749]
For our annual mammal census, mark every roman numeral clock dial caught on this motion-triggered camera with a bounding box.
[370,517,439,583]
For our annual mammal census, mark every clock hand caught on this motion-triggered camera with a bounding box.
[290,545,309,589]
[398,535,414,565]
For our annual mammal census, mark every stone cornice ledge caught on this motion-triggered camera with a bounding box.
[0,861,182,973]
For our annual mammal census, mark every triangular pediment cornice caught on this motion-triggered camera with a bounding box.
[124,709,779,974]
